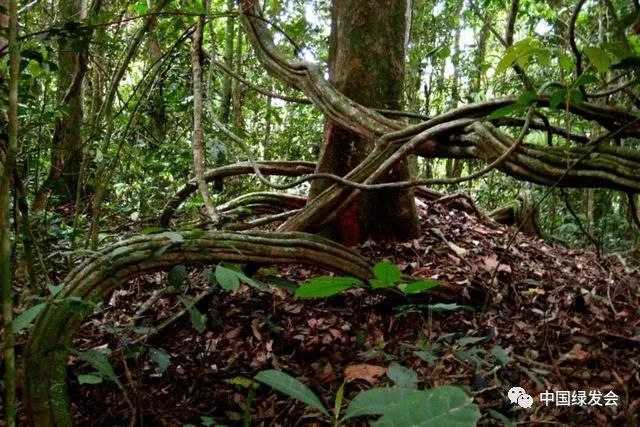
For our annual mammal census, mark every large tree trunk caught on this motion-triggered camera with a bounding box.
[309,0,420,245]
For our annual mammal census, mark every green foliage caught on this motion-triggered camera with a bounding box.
[215,263,260,291]
[295,276,362,298]
[386,362,418,389]
[148,347,171,373]
[72,348,122,389]
[168,265,187,288]
[370,387,481,427]
[583,46,611,73]
[371,261,402,288]
[255,370,329,416]
[295,261,439,298]
[12,303,46,332]
[178,295,207,333]
[215,264,241,291]
[494,38,549,76]
[255,369,480,426]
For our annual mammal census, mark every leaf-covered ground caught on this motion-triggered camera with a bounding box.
[36,200,640,426]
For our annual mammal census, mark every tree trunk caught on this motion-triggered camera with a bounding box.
[147,35,166,144]
[309,0,420,245]
[1,0,19,424]
[33,0,89,211]
[219,0,234,125]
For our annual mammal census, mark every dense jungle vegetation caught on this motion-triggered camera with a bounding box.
[1,0,639,425]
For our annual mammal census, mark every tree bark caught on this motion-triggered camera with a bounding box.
[191,8,219,224]
[33,0,91,211]
[1,0,19,424]
[309,0,420,245]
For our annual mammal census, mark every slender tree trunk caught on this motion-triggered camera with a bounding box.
[33,0,90,211]
[309,0,420,245]
[147,35,166,144]
[231,29,244,130]
[191,6,219,223]
[1,0,19,424]
[219,0,235,125]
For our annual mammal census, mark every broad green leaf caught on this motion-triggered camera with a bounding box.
[12,303,46,332]
[215,264,240,291]
[48,283,64,296]
[295,276,361,299]
[457,336,485,347]
[490,345,511,365]
[549,89,566,109]
[255,370,328,415]
[584,47,611,73]
[233,269,260,288]
[344,388,421,420]
[494,38,537,75]
[517,91,538,105]
[373,261,402,286]
[415,350,439,366]
[372,386,481,427]
[557,50,574,73]
[569,89,583,105]
[72,349,122,389]
[386,362,418,389]
[168,264,187,288]
[149,347,171,373]
[27,60,42,77]
[402,279,439,294]
[454,348,488,367]
[178,295,207,332]
[188,306,207,332]
[78,374,103,385]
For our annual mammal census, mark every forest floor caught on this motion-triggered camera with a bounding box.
[18,200,640,426]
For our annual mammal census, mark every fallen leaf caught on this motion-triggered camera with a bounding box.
[483,254,498,271]
[344,364,387,385]
[447,241,468,257]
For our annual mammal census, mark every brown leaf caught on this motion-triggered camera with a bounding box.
[344,364,387,385]
[483,254,498,271]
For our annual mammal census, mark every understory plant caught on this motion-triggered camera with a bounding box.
[254,368,481,426]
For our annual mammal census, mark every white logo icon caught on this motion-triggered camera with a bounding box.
[508,387,533,408]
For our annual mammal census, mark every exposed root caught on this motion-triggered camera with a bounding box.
[159,161,314,227]
[23,230,372,426]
